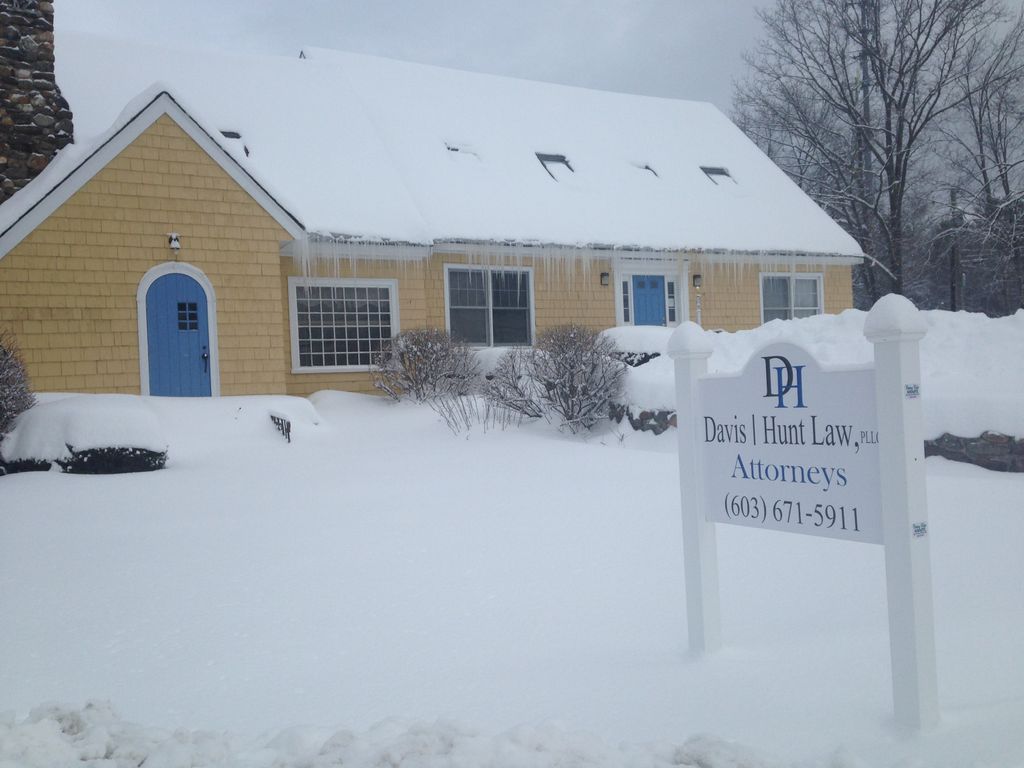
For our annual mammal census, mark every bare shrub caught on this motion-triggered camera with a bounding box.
[484,348,545,419]
[485,325,626,433]
[371,329,479,402]
[532,325,627,433]
[428,392,524,435]
[0,330,35,436]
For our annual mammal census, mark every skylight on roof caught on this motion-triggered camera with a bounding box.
[219,130,250,157]
[701,166,734,184]
[536,153,574,181]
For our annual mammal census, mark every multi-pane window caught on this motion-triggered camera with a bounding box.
[621,280,631,323]
[447,266,532,345]
[292,280,396,369]
[177,302,198,331]
[761,274,822,322]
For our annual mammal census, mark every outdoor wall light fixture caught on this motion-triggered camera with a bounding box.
[692,273,703,289]
[168,233,181,251]
[600,272,610,286]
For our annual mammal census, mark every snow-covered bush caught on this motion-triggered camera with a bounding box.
[0,330,35,437]
[372,329,480,401]
[0,395,168,474]
[486,325,626,433]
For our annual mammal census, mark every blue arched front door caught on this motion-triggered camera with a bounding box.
[146,273,212,396]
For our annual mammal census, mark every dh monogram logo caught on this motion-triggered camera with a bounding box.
[762,355,807,409]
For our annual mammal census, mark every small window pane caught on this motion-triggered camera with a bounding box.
[449,269,487,307]
[762,277,790,311]
[177,302,198,331]
[793,278,820,310]
[491,271,530,309]
[492,309,530,345]
[450,307,488,344]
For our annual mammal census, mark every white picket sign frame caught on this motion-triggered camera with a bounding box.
[669,294,939,729]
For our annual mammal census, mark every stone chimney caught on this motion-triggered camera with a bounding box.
[0,0,73,205]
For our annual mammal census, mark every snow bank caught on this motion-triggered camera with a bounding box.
[611,309,1024,438]
[3,392,1024,767]
[0,394,322,467]
[0,702,773,768]
[0,394,166,462]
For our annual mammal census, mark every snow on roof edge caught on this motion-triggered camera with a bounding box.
[297,231,864,262]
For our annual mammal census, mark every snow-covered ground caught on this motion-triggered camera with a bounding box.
[1,312,1023,767]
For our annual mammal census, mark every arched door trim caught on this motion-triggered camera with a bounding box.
[137,261,221,396]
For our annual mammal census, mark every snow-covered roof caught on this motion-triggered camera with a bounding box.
[2,31,864,258]
[0,87,304,257]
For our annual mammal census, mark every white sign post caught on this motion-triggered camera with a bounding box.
[669,294,938,729]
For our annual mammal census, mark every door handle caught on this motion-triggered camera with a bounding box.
[201,347,209,373]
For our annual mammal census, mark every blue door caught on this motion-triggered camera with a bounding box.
[632,275,666,326]
[146,273,212,396]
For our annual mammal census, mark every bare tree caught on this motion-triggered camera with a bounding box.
[942,11,1024,310]
[735,0,1008,305]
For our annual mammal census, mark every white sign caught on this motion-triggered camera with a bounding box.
[698,343,882,544]
[669,294,939,730]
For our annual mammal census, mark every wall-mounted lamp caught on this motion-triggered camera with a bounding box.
[600,272,610,286]
[168,233,181,251]
[692,273,703,289]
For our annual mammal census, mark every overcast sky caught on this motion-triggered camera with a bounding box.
[58,1,771,112]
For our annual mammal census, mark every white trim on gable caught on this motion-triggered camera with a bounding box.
[0,89,304,260]
[137,261,221,396]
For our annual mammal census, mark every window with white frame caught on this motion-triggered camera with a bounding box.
[760,273,823,322]
[290,278,398,369]
[446,266,532,345]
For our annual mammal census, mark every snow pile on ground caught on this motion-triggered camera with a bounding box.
[605,308,1024,437]
[0,394,166,463]
[0,702,774,768]
[0,394,321,465]
[2,391,1023,768]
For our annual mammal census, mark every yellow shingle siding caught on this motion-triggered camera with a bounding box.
[687,262,854,331]
[282,253,617,397]
[0,115,291,394]
[282,253,855,396]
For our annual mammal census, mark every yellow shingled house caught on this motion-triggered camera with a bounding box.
[0,23,864,398]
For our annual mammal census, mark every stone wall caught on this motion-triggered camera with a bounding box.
[0,0,73,204]
[924,432,1024,473]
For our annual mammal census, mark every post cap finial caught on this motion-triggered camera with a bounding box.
[668,321,713,359]
[864,293,927,343]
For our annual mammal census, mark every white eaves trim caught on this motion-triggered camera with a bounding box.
[0,89,305,259]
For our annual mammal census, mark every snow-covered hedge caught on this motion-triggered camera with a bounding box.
[0,395,168,474]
